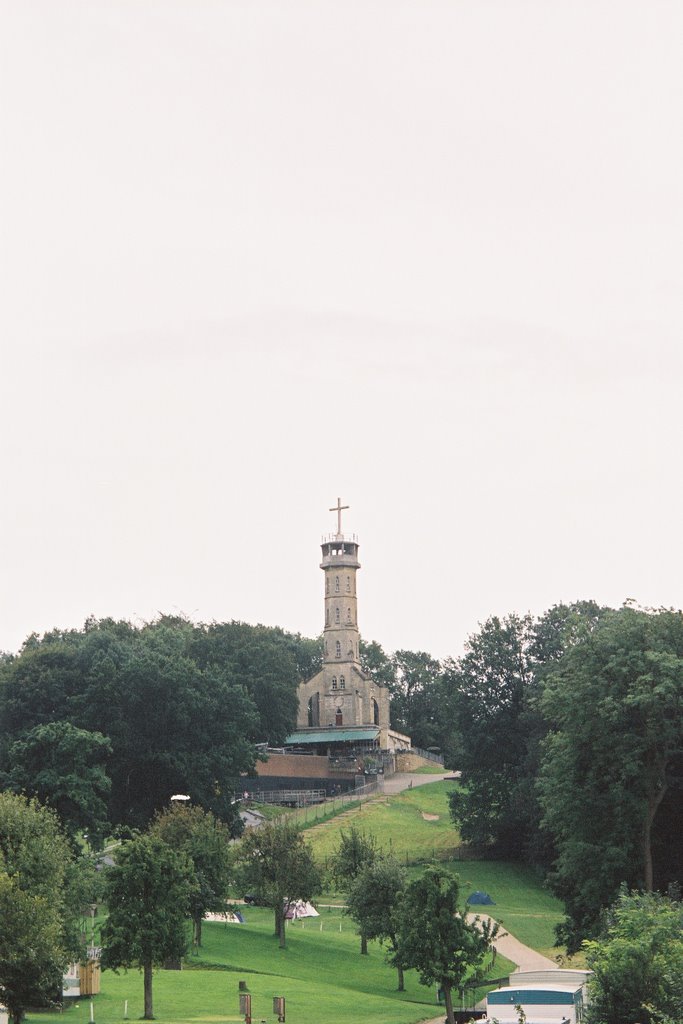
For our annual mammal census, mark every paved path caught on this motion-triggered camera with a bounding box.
[470,913,556,973]
[381,770,457,795]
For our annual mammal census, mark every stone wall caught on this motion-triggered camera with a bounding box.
[254,752,341,779]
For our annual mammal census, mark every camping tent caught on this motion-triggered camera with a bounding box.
[284,900,319,920]
[466,891,496,905]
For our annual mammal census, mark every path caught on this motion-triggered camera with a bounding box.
[381,770,457,795]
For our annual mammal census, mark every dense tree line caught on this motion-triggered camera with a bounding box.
[442,602,683,952]
[0,616,319,838]
[364,602,682,952]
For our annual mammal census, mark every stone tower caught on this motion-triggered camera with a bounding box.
[295,499,390,737]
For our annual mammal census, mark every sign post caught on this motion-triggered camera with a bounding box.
[273,996,286,1022]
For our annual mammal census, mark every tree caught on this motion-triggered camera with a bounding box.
[395,867,499,1024]
[332,826,379,954]
[444,603,608,863]
[345,857,407,989]
[238,821,321,948]
[443,613,537,857]
[389,650,442,750]
[0,722,112,846]
[150,802,234,948]
[0,874,66,1024]
[100,833,193,1020]
[584,888,683,1024]
[0,792,74,1024]
[537,606,683,950]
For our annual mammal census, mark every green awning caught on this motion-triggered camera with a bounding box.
[285,728,379,745]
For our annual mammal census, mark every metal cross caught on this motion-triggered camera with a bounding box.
[329,497,349,535]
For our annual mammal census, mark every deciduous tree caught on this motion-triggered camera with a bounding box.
[538,606,683,950]
[584,888,683,1024]
[395,867,499,1024]
[100,833,193,1020]
[150,802,234,948]
[0,793,73,1024]
[345,857,407,989]
[238,821,320,948]
[332,826,379,954]
[0,722,112,846]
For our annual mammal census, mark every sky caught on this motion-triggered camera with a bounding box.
[1,1,682,660]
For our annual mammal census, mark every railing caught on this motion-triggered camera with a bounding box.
[251,789,327,808]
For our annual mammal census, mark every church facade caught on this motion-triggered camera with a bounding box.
[288,500,409,755]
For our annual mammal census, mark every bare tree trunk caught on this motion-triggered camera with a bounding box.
[360,931,368,955]
[644,779,667,892]
[143,960,154,1019]
[194,911,203,948]
[397,965,405,992]
[443,980,455,1024]
[278,908,287,949]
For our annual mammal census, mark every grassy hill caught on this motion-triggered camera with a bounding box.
[304,780,462,865]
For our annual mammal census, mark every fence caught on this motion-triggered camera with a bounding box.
[270,777,382,827]
[409,745,444,765]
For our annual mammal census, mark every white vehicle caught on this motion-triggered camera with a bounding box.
[486,971,590,1024]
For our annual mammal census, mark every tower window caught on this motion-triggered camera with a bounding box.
[326,578,329,594]
[335,640,341,658]
[346,608,352,623]
[335,607,340,624]
[335,576,340,592]
[326,608,329,625]
[339,675,345,689]
[346,576,350,592]
[332,676,337,689]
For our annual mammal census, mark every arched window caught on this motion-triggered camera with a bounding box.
[335,576,340,592]
[326,608,329,625]
[346,608,352,623]
[339,675,345,690]
[372,697,380,725]
[335,640,341,658]
[332,676,337,689]
[335,607,340,624]
[346,576,351,592]
[326,577,329,594]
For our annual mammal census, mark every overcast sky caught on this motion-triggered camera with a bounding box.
[1,1,682,659]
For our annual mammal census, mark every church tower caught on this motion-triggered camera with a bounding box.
[294,499,390,738]
[321,498,362,695]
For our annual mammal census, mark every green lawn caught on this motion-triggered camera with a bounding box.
[31,906,512,1024]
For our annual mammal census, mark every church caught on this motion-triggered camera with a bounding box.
[284,499,410,760]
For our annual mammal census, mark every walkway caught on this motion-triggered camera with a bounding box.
[381,770,457,795]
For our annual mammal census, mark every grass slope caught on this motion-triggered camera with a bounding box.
[306,780,461,864]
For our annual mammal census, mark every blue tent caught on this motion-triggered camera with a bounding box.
[467,890,496,905]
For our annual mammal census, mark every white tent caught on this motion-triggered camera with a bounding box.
[284,900,319,920]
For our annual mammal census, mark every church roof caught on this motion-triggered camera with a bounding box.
[285,727,379,745]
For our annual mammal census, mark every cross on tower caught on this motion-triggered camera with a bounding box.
[329,497,349,536]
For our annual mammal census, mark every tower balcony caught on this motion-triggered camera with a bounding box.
[321,534,360,565]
